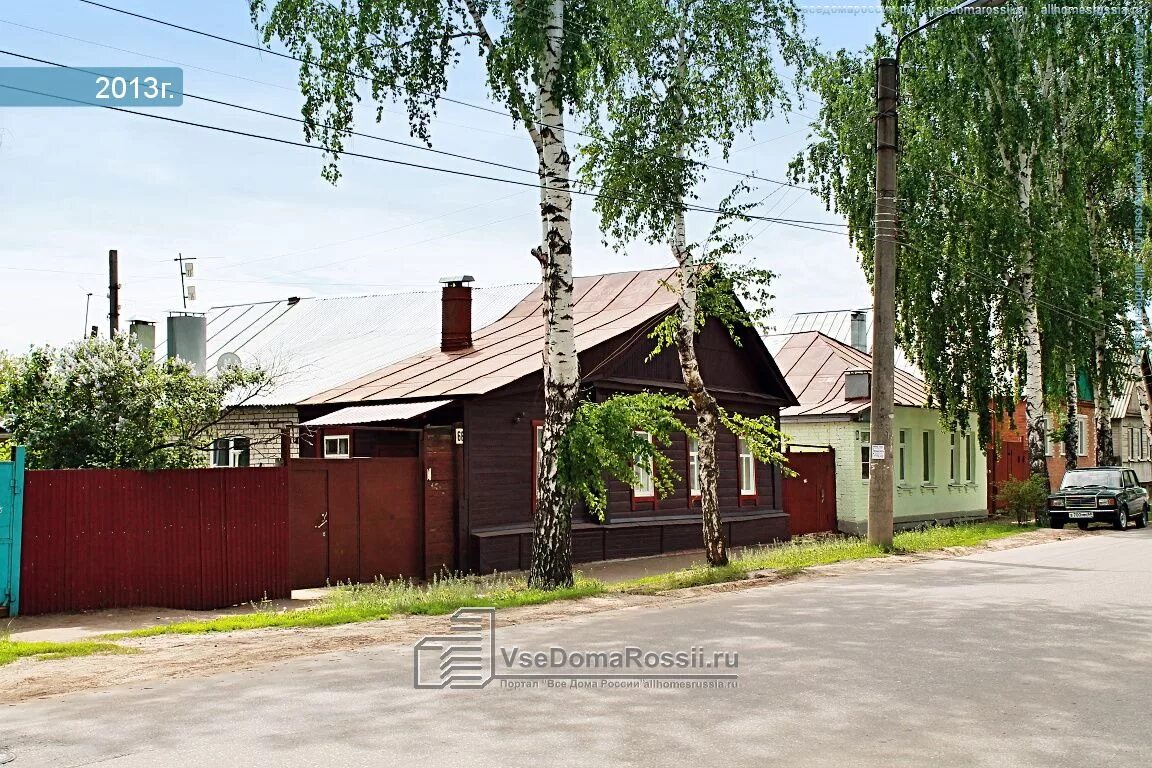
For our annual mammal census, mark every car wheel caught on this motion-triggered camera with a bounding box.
[1137,507,1149,530]
[1078,521,1091,530]
[1113,507,1129,531]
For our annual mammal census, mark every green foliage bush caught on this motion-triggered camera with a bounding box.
[0,335,270,469]
[997,474,1050,525]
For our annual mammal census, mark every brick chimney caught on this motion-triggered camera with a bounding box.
[440,275,475,352]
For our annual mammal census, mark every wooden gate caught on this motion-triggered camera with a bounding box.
[988,440,1029,511]
[288,458,423,588]
[783,449,837,536]
[0,447,25,616]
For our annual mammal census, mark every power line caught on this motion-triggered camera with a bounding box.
[0,50,848,235]
[74,0,819,194]
[1,49,537,180]
[0,16,522,140]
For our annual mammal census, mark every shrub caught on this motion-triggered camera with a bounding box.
[997,474,1049,525]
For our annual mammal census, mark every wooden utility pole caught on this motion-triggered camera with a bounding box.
[868,57,898,549]
[108,249,120,338]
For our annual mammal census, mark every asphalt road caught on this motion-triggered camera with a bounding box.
[6,530,1152,768]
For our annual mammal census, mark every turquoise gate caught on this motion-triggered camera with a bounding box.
[0,447,25,616]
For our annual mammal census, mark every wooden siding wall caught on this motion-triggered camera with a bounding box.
[588,320,769,393]
[464,384,787,573]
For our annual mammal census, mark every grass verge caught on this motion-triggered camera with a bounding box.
[612,522,1023,593]
[111,522,1026,638]
[0,639,134,667]
[116,574,604,638]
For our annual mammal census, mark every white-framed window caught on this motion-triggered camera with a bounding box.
[211,436,250,467]
[531,422,544,507]
[688,436,701,496]
[633,431,655,498]
[738,436,757,495]
[1043,417,1053,457]
[858,430,870,481]
[1075,415,1088,457]
[922,430,935,484]
[965,433,975,482]
[898,430,907,482]
[323,435,350,459]
[949,433,958,483]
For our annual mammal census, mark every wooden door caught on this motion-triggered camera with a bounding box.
[783,450,837,535]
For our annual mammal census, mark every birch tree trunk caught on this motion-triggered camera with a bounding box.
[1090,231,1116,466]
[1021,257,1049,485]
[670,209,727,566]
[530,0,579,590]
[1013,145,1050,487]
[1063,366,1078,470]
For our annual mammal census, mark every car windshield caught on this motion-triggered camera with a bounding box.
[1060,470,1123,490]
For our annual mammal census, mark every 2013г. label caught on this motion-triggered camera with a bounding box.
[95,75,173,101]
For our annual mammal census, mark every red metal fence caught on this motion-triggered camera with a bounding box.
[20,468,289,615]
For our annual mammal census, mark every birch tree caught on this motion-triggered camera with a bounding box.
[579,0,809,564]
[251,0,605,588]
[792,2,1142,483]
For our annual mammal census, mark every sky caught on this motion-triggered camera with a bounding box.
[0,0,881,353]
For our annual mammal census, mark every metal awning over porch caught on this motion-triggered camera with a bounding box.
[300,400,454,427]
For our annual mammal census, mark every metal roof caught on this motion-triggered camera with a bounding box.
[173,285,534,406]
[781,309,921,376]
[1110,351,1151,421]
[304,268,680,405]
[769,331,928,418]
[300,400,455,426]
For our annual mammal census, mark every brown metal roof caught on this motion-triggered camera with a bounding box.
[772,331,928,418]
[303,268,680,405]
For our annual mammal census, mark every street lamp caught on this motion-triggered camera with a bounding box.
[867,0,1009,549]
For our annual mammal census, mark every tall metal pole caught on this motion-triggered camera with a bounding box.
[83,292,93,338]
[108,249,120,338]
[868,57,898,549]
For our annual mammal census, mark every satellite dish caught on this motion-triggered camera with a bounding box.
[217,352,242,372]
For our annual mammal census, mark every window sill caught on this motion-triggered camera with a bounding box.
[920,483,938,490]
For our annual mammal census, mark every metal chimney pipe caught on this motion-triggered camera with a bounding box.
[850,310,869,353]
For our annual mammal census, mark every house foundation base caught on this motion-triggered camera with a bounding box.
[836,510,988,538]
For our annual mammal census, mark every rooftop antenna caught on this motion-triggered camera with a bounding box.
[83,291,93,338]
[175,253,198,309]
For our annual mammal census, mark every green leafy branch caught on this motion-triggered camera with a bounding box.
[719,408,796,477]
[557,392,689,521]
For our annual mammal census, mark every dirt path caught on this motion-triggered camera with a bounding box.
[1,528,1083,704]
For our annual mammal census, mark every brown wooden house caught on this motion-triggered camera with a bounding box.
[291,269,798,578]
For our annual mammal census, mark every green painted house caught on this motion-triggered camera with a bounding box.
[766,327,987,536]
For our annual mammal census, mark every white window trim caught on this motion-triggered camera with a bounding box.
[1044,417,1053,457]
[212,436,250,468]
[921,430,935,485]
[1075,415,1088,457]
[898,430,907,483]
[688,436,701,496]
[964,433,975,483]
[323,435,351,459]
[858,430,871,483]
[632,431,655,498]
[949,433,958,484]
[738,436,757,495]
